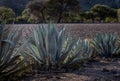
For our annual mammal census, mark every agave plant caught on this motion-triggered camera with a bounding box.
[91,33,118,58]
[0,23,30,80]
[115,35,120,57]
[25,24,92,71]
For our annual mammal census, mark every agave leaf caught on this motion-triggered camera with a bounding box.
[0,23,30,80]
[25,24,92,71]
[91,33,117,57]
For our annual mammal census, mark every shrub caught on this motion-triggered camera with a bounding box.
[90,4,117,21]
[15,16,27,24]
[105,17,117,23]
[0,6,15,23]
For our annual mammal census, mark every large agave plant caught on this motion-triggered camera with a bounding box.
[91,33,118,58]
[25,24,92,71]
[0,23,30,80]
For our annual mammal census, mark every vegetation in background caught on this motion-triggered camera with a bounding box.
[0,6,15,23]
[90,4,117,22]
[105,17,117,23]
[79,4,118,23]
[25,0,80,23]
[118,9,120,22]
[22,3,119,23]
[0,1,120,23]
[1,0,120,16]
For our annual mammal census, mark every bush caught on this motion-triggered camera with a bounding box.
[105,17,117,23]
[90,4,117,21]
[0,6,15,23]
[15,16,27,24]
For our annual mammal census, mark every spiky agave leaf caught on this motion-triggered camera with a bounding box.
[26,24,92,71]
[63,38,93,68]
[115,35,120,57]
[26,24,66,70]
[0,23,30,80]
[91,33,118,58]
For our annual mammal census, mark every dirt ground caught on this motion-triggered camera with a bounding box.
[5,23,120,38]
[21,58,120,81]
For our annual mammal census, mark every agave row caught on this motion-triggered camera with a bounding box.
[0,23,120,80]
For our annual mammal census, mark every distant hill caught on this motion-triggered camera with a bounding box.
[0,0,120,15]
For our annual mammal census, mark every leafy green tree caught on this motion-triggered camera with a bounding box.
[90,4,117,22]
[22,9,30,20]
[21,9,39,23]
[47,0,80,23]
[26,0,80,23]
[0,6,15,23]
[26,0,48,23]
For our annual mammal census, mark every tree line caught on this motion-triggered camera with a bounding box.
[0,0,120,23]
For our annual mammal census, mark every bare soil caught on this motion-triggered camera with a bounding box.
[5,23,120,38]
[21,58,120,81]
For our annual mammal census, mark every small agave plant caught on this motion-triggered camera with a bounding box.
[25,24,92,71]
[91,33,118,58]
[0,23,30,81]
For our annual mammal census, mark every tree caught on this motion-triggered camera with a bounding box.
[84,11,95,23]
[21,8,40,23]
[47,0,80,23]
[26,0,80,23]
[90,4,117,22]
[26,0,48,23]
[0,6,15,23]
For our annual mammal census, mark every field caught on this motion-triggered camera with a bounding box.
[5,23,120,81]
[6,23,120,38]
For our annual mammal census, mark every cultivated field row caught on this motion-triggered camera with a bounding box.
[5,23,120,39]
